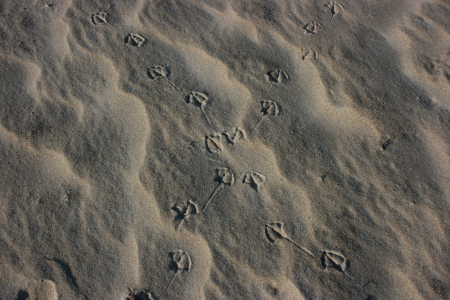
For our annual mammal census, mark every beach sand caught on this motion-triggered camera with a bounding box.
[0,0,449,299]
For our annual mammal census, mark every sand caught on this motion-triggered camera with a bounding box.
[0,0,449,299]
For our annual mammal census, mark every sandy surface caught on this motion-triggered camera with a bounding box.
[0,0,449,299]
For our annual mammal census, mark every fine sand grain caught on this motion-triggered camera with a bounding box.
[0,1,449,299]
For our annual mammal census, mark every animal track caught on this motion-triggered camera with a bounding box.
[251,100,280,134]
[243,172,266,191]
[125,33,146,47]
[165,250,192,293]
[205,128,246,154]
[381,138,393,150]
[202,167,235,212]
[126,288,154,300]
[303,21,324,34]
[172,200,199,231]
[420,52,450,82]
[266,69,288,84]
[260,100,280,116]
[92,12,108,25]
[321,250,348,272]
[300,48,318,60]
[147,65,179,90]
[265,222,314,257]
[186,91,213,128]
[217,168,235,184]
[205,133,223,153]
[148,65,168,79]
[224,127,246,144]
[325,2,344,22]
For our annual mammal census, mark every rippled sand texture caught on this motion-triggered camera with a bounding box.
[0,0,449,299]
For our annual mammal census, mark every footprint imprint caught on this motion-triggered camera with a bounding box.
[420,52,450,81]
[205,133,223,153]
[165,250,192,293]
[321,250,348,272]
[300,48,318,60]
[186,91,213,128]
[91,12,107,25]
[325,2,344,22]
[303,21,324,34]
[260,100,280,116]
[265,222,314,257]
[147,65,179,91]
[148,65,168,79]
[224,127,246,144]
[125,33,146,47]
[251,100,280,134]
[126,288,154,300]
[243,172,266,191]
[266,69,288,84]
[381,138,393,150]
[202,167,235,212]
[172,199,199,231]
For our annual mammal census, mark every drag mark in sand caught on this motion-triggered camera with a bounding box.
[265,222,314,258]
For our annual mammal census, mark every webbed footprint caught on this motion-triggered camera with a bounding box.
[266,69,288,84]
[251,100,280,134]
[300,48,318,60]
[164,250,192,293]
[172,199,199,231]
[243,171,266,191]
[224,127,246,144]
[125,33,146,47]
[321,250,348,272]
[325,2,344,22]
[147,65,179,90]
[303,21,324,34]
[202,167,235,212]
[205,133,223,153]
[92,12,107,25]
